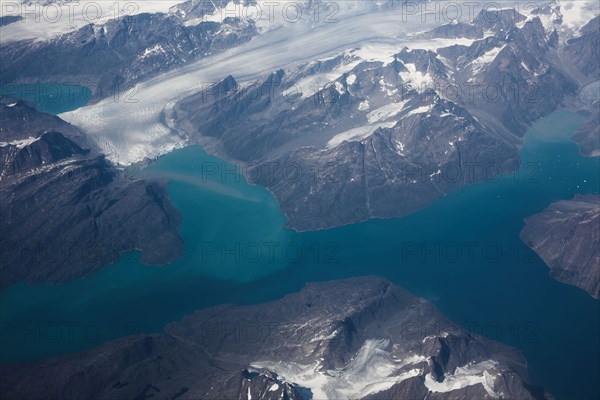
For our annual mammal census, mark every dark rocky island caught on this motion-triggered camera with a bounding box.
[0,97,183,288]
[0,276,551,400]
[521,195,600,299]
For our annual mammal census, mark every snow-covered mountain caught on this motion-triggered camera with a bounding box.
[166,7,581,230]
[0,277,552,399]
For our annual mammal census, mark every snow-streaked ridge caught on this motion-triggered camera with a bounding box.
[251,339,427,399]
[0,136,40,148]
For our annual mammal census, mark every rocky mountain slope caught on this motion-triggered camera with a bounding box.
[0,97,183,288]
[573,102,600,157]
[520,195,600,299]
[0,276,551,400]
[564,15,600,79]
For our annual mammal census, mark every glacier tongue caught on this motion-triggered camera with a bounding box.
[58,3,440,165]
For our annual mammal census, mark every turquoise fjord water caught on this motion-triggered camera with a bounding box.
[0,83,91,114]
[1,91,599,400]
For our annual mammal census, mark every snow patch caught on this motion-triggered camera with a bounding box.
[294,58,362,99]
[400,63,434,91]
[424,360,499,398]
[471,45,506,73]
[406,104,433,117]
[327,121,396,148]
[346,74,357,86]
[268,383,279,392]
[141,44,165,58]
[366,101,408,123]
[333,81,346,95]
[310,328,340,343]
[351,43,400,64]
[394,139,405,156]
[405,37,484,52]
[0,136,40,148]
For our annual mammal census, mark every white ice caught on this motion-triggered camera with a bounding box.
[399,63,434,91]
[470,45,506,73]
[366,100,409,123]
[327,121,396,148]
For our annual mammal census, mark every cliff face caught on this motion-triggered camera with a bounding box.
[573,102,600,157]
[0,277,550,400]
[521,195,600,299]
[565,16,600,80]
[0,98,184,287]
[565,16,600,157]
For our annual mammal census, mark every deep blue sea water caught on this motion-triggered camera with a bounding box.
[0,87,598,399]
